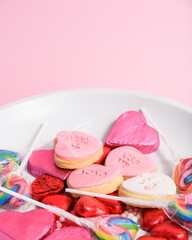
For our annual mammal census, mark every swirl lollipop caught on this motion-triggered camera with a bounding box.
[166,193,192,230]
[174,158,192,193]
[0,124,46,208]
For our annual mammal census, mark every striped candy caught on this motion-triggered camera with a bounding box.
[0,174,30,207]
[168,193,192,231]
[94,215,138,240]
[174,158,192,193]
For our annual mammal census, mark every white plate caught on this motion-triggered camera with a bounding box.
[0,89,192,238]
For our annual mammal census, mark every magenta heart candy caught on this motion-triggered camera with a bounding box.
[0,209,56,240]
[44,226,92,240]
[27,149,71,180]
[105,111,160,154]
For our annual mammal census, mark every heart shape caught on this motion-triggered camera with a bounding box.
[119,173,176,200]
[151,220,188,240]
[31,174,64,201]
[55,131,102,160]
[105,111,160,154]
[0,209,56,240]
[105,146,157,178]
[74,196,109,217]
[96,192,125,214]
[41,194,73,216]
[141,208,168,232]
[67,164,122,189]
[27,149,71,180]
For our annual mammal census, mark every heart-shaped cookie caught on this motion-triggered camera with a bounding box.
[67,164,123,197]
[74,196,109,217]
[54,131,103,169]
[151,220,188,240]
[0,209,56,240]
[119,173,176,206]
[27,149,71,180]
[105,146,157,178]
[105,111,160,154]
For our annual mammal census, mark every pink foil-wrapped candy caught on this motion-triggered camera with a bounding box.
[105,111,160,154]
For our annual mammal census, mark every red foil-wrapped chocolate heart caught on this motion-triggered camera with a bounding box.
[137,236,166,240]
[31,174,64,201]
[74,196,109,218]
[151,220,188,240]
[41,194,73,212]
[141,208,168,232]
[96,192,125,214]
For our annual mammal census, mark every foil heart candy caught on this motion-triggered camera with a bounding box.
[105,111,160,154]
[74,196,110,217]
[96,192,125,214]
[0,209,56,240]
[41,194,74,219]
[141,208,168,232]
[151,220,188,240]
[31,174,64,201]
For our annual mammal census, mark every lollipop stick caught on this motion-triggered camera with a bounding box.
[17,123,46,175]
[0,186,94,229]
[139,108,179,160]
[65,188,168,208]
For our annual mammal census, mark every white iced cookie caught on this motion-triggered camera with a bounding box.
[118,173,176,207]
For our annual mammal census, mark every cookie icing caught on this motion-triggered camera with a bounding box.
[68,164,121,188]
[121,173,176,196]
[105,146,157,178]
[55,131,102,160]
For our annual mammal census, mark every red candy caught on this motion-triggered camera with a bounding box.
[41,194,73,216]
[31,174,64,201]
[63,210,79,227]
[137,237,166,240]
[74,196,109,218]
[96,192,125,214]
[141,208,168,232]
[95,146,111,164]
[151,220,188,240]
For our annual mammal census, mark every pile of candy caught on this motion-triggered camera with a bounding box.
[0,110,191,240]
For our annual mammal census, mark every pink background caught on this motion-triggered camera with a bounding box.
[0,0,192,106]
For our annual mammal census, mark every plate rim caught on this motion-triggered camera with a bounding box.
[0,88,192,113]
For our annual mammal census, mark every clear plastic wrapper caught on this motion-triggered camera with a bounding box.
[164,193,192,232]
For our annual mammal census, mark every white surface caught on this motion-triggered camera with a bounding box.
[0,89,192,238]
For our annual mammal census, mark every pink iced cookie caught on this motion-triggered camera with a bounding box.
[45,226,92,240]
[105,146,157,178]
[67,164,123,197]
[54,131,103,169]
[0,209,56,240]
[105,111,160,154]
[27,149,71,180]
